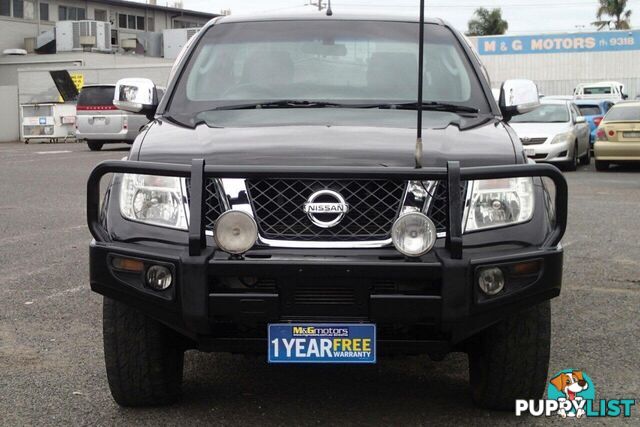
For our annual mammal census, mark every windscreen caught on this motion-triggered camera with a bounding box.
[605,105,640,121]
[510,104,570,123]
[78,86,116,107]
[167,20,490,123]
[577,105,601,116]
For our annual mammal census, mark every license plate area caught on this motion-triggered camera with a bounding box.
[93,117,106,125]
[524,148,536,157]
[268,323,376,364]
[622,131,640,139]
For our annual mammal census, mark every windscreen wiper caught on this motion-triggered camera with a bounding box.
[207,100,479,114]
[374,102,480,114]
[210,100,352,111]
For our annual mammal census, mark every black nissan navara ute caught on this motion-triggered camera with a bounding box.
[88,9,567,409]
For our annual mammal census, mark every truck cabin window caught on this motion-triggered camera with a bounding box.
[168,20,490,122]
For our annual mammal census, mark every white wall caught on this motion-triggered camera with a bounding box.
[0,86,20,142]
[468,35,640,97]
[477,50,640,97]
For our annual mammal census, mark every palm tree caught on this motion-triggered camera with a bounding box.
[466,8,509,36]
[593,0,632,30]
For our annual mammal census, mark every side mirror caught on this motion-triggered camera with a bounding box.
[575,116,586,124]
[499,79,540,121]
[113,78,160,120]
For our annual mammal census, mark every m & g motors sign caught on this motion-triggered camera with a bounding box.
[477,30,640,55]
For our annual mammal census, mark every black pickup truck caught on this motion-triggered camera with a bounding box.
[87,10,567,409]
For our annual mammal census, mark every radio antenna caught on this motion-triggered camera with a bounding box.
[326,0,333,16]
[415,0,425,169]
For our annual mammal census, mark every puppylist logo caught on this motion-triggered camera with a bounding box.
[516,369,636,418]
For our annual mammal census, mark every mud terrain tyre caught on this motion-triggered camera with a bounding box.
[103,297,184,406]
[468,301,550,410]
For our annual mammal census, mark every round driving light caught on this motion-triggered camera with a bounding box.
[214,210,258,255]
[146,265,173,291]
[391,212,437,257]
[478,267,505,296]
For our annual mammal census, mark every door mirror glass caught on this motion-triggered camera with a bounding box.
[499,79,540,121]
[114,78,159,119]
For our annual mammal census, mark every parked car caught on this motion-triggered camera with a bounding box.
[575,99,615,148]
[76,85,151,151]
[574,81,627,101]
[594,100,640,171]
[509,99,591,170]
[87,10,568,410]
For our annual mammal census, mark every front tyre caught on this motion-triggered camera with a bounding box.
[103,297,184,407]
[468,301,550,410]
[564,143,578,171]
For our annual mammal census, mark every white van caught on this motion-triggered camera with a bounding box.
[574,81,627,101]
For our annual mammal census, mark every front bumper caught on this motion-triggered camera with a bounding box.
[526,141,572,163]
[91,240,563,354]
[87,160,568,355]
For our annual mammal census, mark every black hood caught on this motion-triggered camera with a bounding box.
[136,113,518,168]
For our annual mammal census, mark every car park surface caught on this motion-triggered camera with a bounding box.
[0,142,638,425]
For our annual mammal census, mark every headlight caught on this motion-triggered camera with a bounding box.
[391,212,437,257]
[119,174,188,230]
[464,178,535,232]
[550,132,572,144]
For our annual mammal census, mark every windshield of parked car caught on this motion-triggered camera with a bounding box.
[510,104,570,123]
[604,105,640,121]
[166,20,491,126]
[577,105,601,116]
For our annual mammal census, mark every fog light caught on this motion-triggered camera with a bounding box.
[214,210,258,255]
[391,212,437,257]
[478,267,505,296]
[146,265,173,291]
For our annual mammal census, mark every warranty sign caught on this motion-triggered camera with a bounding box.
[268,324,376,364]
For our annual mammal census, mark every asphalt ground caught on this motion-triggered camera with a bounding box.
[0,141,638,426]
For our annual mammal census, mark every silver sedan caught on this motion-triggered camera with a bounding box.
[509,99,591,171]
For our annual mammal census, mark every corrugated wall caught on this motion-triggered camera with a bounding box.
[468,38,640,97]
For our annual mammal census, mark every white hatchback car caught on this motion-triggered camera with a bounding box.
[509,99,591,171]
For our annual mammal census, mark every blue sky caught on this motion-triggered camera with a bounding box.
[156,0,640,35]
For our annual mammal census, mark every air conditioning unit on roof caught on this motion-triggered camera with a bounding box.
[55,21,112,53]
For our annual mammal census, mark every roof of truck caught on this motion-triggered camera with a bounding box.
[210,7,444,26]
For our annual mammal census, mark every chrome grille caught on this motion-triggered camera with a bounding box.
[186,178,223,231]
[424,181,468,234]
[520,137,547,145]
[246,179,406,241]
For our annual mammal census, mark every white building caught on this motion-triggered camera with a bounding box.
[0,0,216,52]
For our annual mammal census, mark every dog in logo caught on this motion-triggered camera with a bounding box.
[550,370,589,418]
